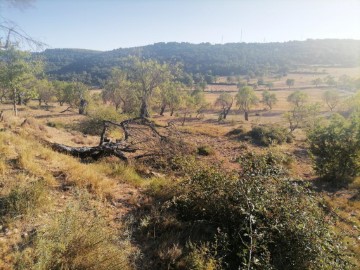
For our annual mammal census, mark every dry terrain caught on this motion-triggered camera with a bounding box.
[0,66,359,268]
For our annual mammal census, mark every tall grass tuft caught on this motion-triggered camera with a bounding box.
[17,204,136,270]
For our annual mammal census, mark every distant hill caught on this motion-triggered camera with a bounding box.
[37,39,360,85]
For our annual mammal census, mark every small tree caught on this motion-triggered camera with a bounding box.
[312,78,322,87]
[308,114,360,182]
[286,78,295,88]
[168,83,185,116]
[285,90,320,133]
[236,86,258,121]
[214,93,234,120]
[52,80,68,106]
[287,90,308,108]
[262,90,277,110]
[181,92,196,126]
[0,47,40,115]
[323,89,340,111]
[325,75,336,86]
[157,81,184,116]
[191,89,207,118]
[265,82,274,90]
[128,57,172,118]
[36,79,56,109]
[102,68,132,111]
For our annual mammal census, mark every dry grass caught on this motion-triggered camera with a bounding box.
[0,116,139,269]
[177,123,228,137]
[0,127,116,199]
[16,203,136,270]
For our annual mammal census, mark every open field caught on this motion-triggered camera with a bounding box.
[208,67,360,92]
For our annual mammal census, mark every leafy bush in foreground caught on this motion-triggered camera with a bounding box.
[308,113,360,182]
[172,167,348,269]
[141,154,349,269]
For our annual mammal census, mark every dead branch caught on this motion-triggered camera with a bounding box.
[60,107,73,113]
[50,117,169,162]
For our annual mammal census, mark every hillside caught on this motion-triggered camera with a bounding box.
[38,39,360,84]
[0,95,359,268]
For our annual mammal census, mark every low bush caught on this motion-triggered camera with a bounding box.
[197,145,215,156]
[0,178,48,218]
[249,125,293,146]
[139,153,349,269]
[226,126,246,137]
[236,151,292,176]
[78,106,128,135]
[17,204,136,270]
[46,121,65,129]
[172,168,348,269]
[308,113,360,183]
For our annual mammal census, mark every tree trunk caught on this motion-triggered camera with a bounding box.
[182,112,187,126]
[17,94,22,105]
[79,99,88,115]
[13,88,18,116]
[39,99,42,106]
[244,111,249,121]
[140,99,150,118]
[170,108,174,116]
[224,108,231,119]
[160,104,166,116]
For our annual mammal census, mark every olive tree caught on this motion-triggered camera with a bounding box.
[262,90,277,110]
[214,92,234,120]
[157,81,184,116]
[287,90,308,108]
[128,57,172,118]
[0,47,40,115]
[102,68,133,111]
[36,79,56,109]
[286,78,295,88]
[322,89,340,111]
[236,86,258,121]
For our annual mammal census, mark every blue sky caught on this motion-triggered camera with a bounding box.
[1,0,360,51]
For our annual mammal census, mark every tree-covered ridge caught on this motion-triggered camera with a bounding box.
[38,39,360,84]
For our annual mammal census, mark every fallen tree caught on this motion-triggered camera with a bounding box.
[50,117,169,162]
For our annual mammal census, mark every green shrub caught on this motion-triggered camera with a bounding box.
[308,113,360,182]
[226,126,246,137]
[46,121,65,129]
[184,242,219,270]
[17,204,136,270]
[141,152,349,269]
[169,165,349,269]
[249,125,293,146]
[197,145,215,156]
[78,106,128,135]
[237,151,290,176]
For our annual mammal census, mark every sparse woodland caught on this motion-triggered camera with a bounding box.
[1,38,360,270]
